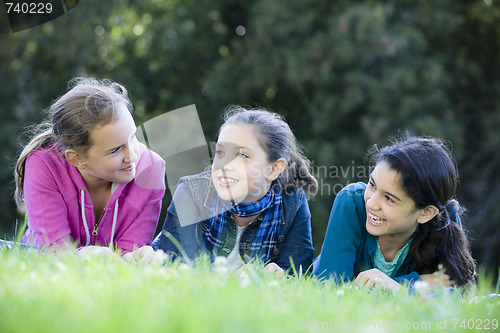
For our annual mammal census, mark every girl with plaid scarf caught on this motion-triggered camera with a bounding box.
[153,106,318,274]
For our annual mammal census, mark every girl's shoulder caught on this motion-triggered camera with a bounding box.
[27,145,66,166]
[278,185,306,201]
[177,170,215,200]
[278,186,308,219]
[334,182,367,210]
[340,182,367,195]
[180,169,212,182]
[136,142,164,165]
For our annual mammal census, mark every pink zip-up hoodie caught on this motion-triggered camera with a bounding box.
[22,142,165,253]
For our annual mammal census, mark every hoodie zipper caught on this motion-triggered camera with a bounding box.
[93,209,105,236]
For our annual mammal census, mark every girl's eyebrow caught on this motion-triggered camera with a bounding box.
[106,130,136,154]
[370,176,402,202]
[217,142,254,152]
[106,145,121,153]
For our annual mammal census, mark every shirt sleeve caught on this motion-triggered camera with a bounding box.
[115,151,166,253]
[313,183,366,281]
[273,193,314,273]
[23,153,72,247]
[394,271,421,288]
[152,178,200,259]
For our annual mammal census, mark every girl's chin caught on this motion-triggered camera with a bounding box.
[365,221,384,236]
[215,186,247,203]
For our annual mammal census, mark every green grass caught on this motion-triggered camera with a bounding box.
[0,249,498,333]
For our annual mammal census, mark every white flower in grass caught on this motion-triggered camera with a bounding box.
[214,256,229,276]
[239,277,251,288]
[238,270,251,288]
[336,289,345,296]
[157,267,170,277]
[151,250,169,266]
[267,280,279,287]
[214,256,228,267]
[215,265,228,276]
[413,280,430,295]
[56,262,68,273]
[179,263,190,272]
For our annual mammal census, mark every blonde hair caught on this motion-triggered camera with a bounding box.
[14,77,132,209]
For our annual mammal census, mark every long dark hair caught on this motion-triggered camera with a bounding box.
[371,136,476,287]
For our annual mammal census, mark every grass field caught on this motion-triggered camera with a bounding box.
[0,248,498,333]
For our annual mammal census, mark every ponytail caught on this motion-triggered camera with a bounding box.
[280,149,318,197]
[14,124,56,209]
[409,200,476,287]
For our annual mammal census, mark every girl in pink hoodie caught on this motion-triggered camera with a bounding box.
[14,78,165,259]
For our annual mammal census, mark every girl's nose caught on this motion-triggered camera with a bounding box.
[124,146,138,163]
[366,192,380,211]
[221,159,235,171]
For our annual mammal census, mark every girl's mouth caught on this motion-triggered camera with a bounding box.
[122,165,134,172]
[367,211,386,225]
[218,177,238,187]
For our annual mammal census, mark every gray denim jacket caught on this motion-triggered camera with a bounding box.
[152,171,314,272]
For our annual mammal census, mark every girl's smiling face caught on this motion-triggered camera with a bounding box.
[212,124,276,203]
[77,103,139,186]
[364,161,427,246]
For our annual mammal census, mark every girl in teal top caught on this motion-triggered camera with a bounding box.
[314,137,476,293]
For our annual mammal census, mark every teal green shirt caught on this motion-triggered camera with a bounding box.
[373,239,411,278]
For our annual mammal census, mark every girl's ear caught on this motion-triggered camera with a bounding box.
[65,149,87,169]
[417,205,439,224]
[267,158,287,181]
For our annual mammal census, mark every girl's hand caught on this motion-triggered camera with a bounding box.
[264,262,285,277]
[77,245,119,259]
[122,245,167,265]
[48,235,73,253]
[355,268,402,293]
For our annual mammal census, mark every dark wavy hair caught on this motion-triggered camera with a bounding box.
[370,136,476,287]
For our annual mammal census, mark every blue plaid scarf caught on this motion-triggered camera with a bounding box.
[203,186,283,262]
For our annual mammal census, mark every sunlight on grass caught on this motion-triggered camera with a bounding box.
[0,249,498,333]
